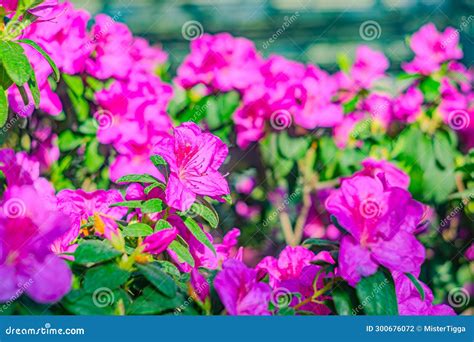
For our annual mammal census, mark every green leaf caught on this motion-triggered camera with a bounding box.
[168,240,195,267]
[110,200,142,209]
[116,174,159,184]
[74,240,122,265]
[18,85,29,105]
[144,182,165,194]
[150,155,167,167]
[27,72,40,108]
[128,287,183,314]
[62,74,84,95]
[419,77,440,103]
[355,270,398,315]
[18,39,60,82]
[85,139,105,173]
[332,284,358,315]
[58,130,84,151]
[183,202,218,228]
[0,41,33,86]
[0,86,8,127]
[155,219,173,231]
[136,263,177,298]
[278,131,310,160]
[405,273,425,301]
[183,217,216,254]
[141,198,163,214]
[433,131,454,169]
[123,223,154,237]
[83,263,130,293]
[303,238,339,247]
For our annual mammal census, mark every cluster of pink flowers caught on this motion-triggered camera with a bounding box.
[7,1,171,178]
[176,25,473,149]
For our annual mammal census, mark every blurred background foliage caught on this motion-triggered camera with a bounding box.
[73,0,474,72]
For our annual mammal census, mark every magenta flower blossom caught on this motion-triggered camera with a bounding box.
[215,259,272,315]
[0,0,18,12]
[235,175,256,195]
[153,122,230,211]
[354,158,410,190]
[403,23,463,75]
[176,33,263,93]
[336,46,389,94]
[190,269,210,302]
[361,93,393,129]
[86,14,135,80]
[257,246,333,315]
[392,272,455,315]
[0,149,55,197]
[393,86,424,123]
[143,228,178,255]
[0,185,72,303]
[56,189,127,251]
[325,173,425,286]
[292,65,343,129]
[23,1,91,75]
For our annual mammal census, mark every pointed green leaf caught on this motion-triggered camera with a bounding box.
[0,41,33,86]
[137,263,177,298]
[74,240,122,265]
[116,174,159,184]
[183,217,215,254]
[123,223,154,237]
[405,273,425,301]
[168,240,195,267]
[355,270,398,315]
[18,39,60,82]
[0,86,8,127]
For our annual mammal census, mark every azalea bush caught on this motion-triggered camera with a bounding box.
[0,1,472,316]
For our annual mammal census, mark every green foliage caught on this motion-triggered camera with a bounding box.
[355,270,398,315]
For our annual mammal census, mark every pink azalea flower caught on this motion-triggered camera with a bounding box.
[30,124,59,172]
[256,246,333,315]
[0,185,72,303]
[190,269,210,302]
[129,37,168,75]
[393,86,424,123]
[392,272,455,315]
[86,14,134,80]
[403,23,463,75]
[214,259,272,315]
[23,1,91,75]
[0,0,18,12]
[349,46,389,90]
[292,65,343,129]
[28,0,59,20]
[354,158,410,189]
[0,149,55,196]
[56,189,127,250]
[361,93,392,129]
[235,201,260,220]
[152,123,230,211]
[235,175,256,195]
[143,228,178,255]
[176,33,263,93]
[325,173,425,286]
[233,95,270,149]
[332,111,365,148]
